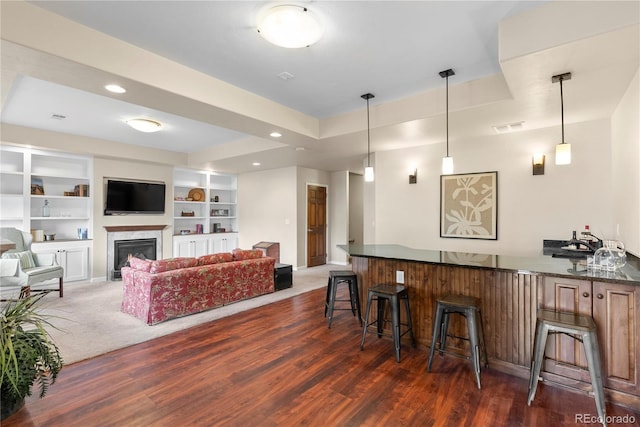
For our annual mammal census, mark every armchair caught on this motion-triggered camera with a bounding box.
[0,227,64,300]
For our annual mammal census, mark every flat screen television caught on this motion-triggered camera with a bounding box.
[104,179,166,215]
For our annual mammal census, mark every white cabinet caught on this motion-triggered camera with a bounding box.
[210,233,239,254]
[31,240,91,282]
[173,234,209,258]
[0,146,93,242]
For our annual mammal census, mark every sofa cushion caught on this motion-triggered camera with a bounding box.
[129,257,152,272]
[197,252,234,266]
[232,249,263,261]
[150,257,198,274]
[2,250,36,269]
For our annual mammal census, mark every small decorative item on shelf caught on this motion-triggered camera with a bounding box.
[181,210,195,217]
[213,195,219,203]
[211,209,229,217]
[174,196,185,201]
[31,177,44,195]
[74,184,89,197]
[42,199,50,217]
[180,229,190,235]
[187,188,205,202]
[196,224,203,234]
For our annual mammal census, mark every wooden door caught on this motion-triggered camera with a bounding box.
[307,185,326,267]
[593,281,640,396]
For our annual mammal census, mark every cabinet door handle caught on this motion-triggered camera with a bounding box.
[597,294,604,299]
[583,292,590,298]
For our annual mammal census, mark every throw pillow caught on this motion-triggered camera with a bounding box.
[150,257,198,274]
[232,249,263,261]
[2,250,36,269]
[197,252,233,266]
[128,257,152,272]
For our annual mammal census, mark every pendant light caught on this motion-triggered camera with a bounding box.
[440,69,455,175]
[361,93,375,182]
[553,72,572,165]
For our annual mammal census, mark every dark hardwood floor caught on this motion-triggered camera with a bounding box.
[5,287,639,426]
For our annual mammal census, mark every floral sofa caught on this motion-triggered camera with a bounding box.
[121,249,276,325]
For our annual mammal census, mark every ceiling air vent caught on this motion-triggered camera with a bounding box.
[51,113,67,120]
[492,121,525,134]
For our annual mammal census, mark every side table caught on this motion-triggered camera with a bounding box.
[274,263,292,291]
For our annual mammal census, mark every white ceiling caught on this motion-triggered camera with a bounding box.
[1,1,638,174]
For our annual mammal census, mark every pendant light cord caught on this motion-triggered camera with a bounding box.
[445,74,449,157]
[366,97,371,167]
[560,76,565,145]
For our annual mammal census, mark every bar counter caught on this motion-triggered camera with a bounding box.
[338,244,640,285]
[339,244,640,410]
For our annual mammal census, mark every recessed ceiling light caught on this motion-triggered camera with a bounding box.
[126,118,162,133]
[252,162,261,166]
[270,132,282,138]
[105,84,126,94]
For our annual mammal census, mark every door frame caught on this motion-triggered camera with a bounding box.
[306,183,328,268]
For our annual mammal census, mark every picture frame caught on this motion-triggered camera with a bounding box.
[440,171,498,240]
[31,177,44,195]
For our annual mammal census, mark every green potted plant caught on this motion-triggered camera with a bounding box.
[1,294,63,420]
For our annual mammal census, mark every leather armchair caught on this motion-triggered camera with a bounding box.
[0,227,64,300]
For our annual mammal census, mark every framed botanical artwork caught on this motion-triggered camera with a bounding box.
[440,171,498,240]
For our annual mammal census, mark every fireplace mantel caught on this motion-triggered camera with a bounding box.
[104,225,168,233]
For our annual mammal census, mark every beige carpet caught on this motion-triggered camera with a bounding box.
[37,264,339,365]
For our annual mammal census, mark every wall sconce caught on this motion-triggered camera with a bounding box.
[409,168,417,184]
[532,153,545,175]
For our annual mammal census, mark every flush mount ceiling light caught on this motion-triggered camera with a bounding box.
[361,93,375,182]
[257,5,323,48]
[126,118,162,133]
[440,69,455,175]
[105,84,126,94]
[553,72,572,165]
[270,131,282,138]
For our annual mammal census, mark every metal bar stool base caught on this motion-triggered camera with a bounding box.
[360,284,415,363]
[527,309,607,426]
[324,271,362,329]
[427,294,488,390]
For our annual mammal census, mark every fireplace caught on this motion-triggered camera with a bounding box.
[113,238,156,280]
[105,225,166,281]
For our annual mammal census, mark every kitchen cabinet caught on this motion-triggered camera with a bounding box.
[31,240,91,282]
[593,281,640,396]
[540,277,640,397]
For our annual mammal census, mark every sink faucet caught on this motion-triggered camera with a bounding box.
[568,230,601,252]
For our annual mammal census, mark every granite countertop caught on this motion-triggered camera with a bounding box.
[338,244,640,285]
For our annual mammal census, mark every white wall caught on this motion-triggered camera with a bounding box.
[612,68,640,256]
[349,172,364,245]
[371,118,614,256]
[329,171,349,265]
[238,167,297,266]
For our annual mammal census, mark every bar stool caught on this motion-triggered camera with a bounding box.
[324,270,362,329]
[427,294,488,389]
[360,284,415,362]
[528,309,606,426]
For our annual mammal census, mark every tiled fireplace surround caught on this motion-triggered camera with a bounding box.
[105,225,166,281]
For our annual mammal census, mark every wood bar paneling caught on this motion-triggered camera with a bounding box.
[351,255,640,409]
